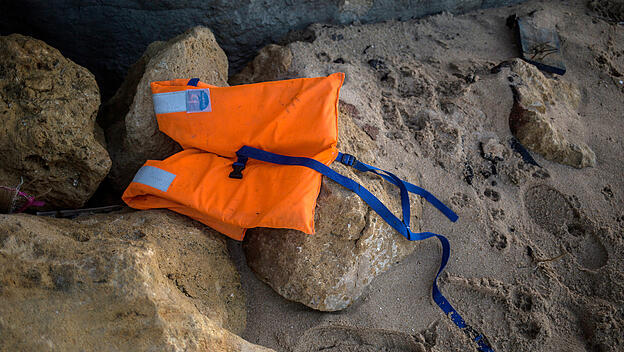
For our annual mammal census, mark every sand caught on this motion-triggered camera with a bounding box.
[227,0,624,351]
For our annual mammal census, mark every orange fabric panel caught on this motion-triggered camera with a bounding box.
[122,149,323,240]
[151,72,344,164]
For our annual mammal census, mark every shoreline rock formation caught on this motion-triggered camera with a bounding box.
[0,34,111,209]
[0,210,272,351]
[0,0,529,97]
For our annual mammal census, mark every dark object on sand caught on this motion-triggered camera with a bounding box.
[514,16,566,75]
[463,161,475,185]
[510,137,540,167]
[36,204,123,219]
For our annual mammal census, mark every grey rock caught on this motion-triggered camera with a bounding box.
[0,34,111,209]
[229,44,294,85]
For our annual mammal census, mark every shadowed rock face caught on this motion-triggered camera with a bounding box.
[0,210,273,351]
[0,34,111,209]
[0,0,526,97]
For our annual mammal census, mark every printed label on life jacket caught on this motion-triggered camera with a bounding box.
[186,88,212,113]
[131,165,176,192]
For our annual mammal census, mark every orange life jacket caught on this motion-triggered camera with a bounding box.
[121,73,493,351]
[123,73,344,240]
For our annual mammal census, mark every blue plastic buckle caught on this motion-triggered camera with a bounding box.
[229,156,248,179]
[339,153,356,166]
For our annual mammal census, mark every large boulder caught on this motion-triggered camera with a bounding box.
[0,210,271,351]
[508,59,596,168]
[0,34,111,209]
[102,26,229,191]
[243,106,420,311]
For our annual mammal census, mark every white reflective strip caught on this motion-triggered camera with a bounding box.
[131,166,176,192]
[152,91,186,114]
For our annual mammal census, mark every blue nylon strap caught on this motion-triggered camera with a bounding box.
[235,146,494,352]
[236,146,408,235]
[337,152,458,222]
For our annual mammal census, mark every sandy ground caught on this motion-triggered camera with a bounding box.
[227,0,624,351]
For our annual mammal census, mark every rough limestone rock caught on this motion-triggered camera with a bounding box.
[508,59,596,168]
[229,44,294,85]
[0,34,111,209]
[230,25,497,175]
[0,210,272,351]
[103,26,229,191]
[243,107,420,311]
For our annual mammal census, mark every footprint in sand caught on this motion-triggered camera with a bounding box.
[443,275,551,348]
[489,230,508,250]
[524,185,608,270]
[294,325,427,352]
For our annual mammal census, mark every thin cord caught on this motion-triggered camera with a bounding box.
[10,177,25,213]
